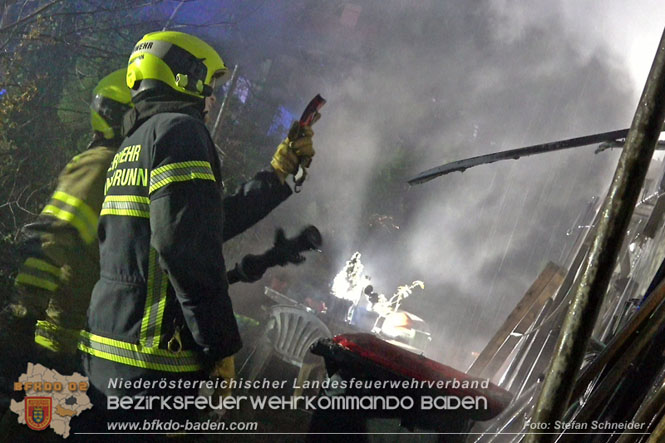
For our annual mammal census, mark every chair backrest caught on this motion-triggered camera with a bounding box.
[267,305,332,367]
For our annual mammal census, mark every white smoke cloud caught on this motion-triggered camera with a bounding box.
[488,0,665,89]
[212,0,665,369]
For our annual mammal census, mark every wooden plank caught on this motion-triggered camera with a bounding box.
[481,268,566,380]
[468,262,560,376]
[468,262,566,377]
[514,271,566,333]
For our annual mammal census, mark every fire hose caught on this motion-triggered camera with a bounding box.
[226,225,322,284]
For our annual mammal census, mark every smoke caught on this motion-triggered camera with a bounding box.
[188,1,665,368]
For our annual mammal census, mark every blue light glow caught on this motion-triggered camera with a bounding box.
[267,105,295,138]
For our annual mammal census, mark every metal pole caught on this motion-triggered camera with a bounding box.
[525,27,665,443]
[647,411,665,443]
[212,64,238,140]
[571,271,665,401]
[567,290,665,425]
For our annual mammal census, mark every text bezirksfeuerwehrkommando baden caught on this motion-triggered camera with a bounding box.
[107,394,488,412]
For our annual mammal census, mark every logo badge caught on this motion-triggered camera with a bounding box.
[25,397,52,431]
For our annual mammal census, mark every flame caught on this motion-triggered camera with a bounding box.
[331,251,365,302]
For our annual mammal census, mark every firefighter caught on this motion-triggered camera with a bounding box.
[0,69,132,437]
[0,69,132,373]
[78,31,315,429]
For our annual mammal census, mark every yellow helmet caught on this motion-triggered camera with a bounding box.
[126,31,227,99]
[90,68,132,140]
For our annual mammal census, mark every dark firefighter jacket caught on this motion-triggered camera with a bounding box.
[14,142,116,355]
[79,97,291,374]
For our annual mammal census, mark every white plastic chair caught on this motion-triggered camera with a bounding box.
[241,305,331,382]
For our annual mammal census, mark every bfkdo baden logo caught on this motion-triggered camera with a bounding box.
[25,397,52,431]
[10,363,93,439]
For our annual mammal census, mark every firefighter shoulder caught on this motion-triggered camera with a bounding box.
[80,31,294,392]
[10,68,132,359]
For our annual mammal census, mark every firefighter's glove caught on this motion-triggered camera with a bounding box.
[270,126,315,184]
[209,355,235,403]
[193,356,235,427]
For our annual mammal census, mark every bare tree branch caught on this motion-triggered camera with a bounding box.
[39,1,162,19]
[0,0,61,32]
[54,19,166,40]
[33,104,88,114]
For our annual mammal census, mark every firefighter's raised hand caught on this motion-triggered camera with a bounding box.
[270,126,315,184]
